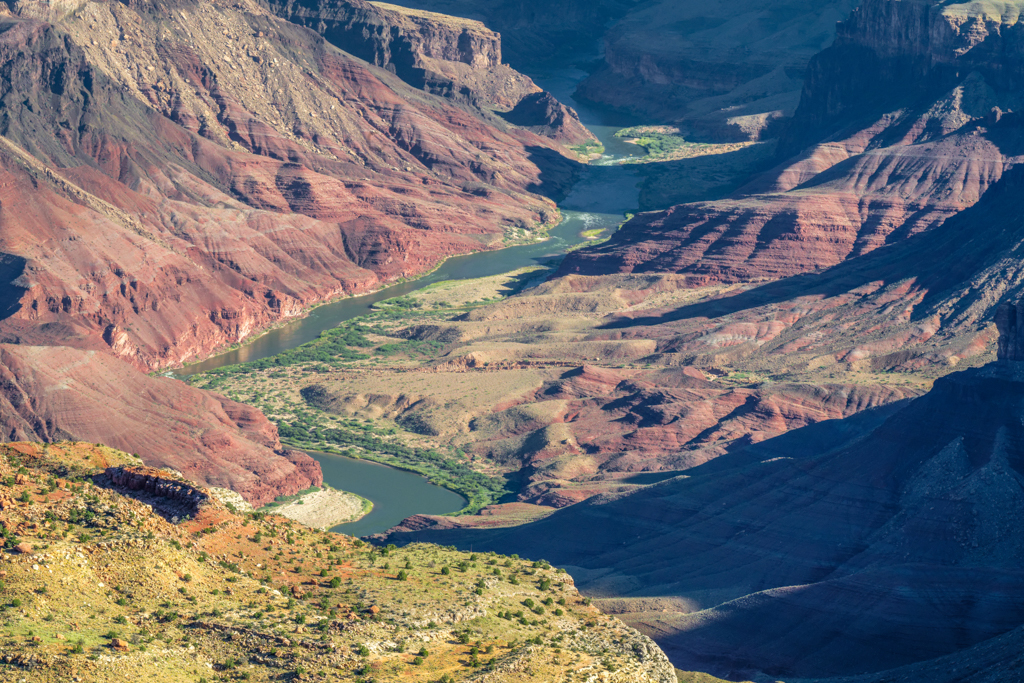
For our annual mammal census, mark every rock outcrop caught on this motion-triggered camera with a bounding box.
[501,91,595,144]
[996,301,1024,361]
[101,466,215,519]
[0,344,321,506]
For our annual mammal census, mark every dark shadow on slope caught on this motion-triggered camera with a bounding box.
[0,254,26,323]
[524,145,584,203]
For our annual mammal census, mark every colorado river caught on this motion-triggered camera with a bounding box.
[310,451,467,536]
[177,70,642,532]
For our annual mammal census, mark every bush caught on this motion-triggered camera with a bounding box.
[396,570,408,581]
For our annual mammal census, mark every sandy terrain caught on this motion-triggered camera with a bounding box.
[271,488,370,530]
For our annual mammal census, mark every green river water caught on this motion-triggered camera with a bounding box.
[177,69,643,536]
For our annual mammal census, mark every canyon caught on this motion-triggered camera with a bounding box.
[381,315,1024,679]
[0,0,596,503]
[3,0,1024,680]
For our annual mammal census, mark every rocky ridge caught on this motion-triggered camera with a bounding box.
[557,1,1024,377]
[0,0,579,371]
[0,344,321,507]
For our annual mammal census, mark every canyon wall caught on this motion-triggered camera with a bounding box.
[0,0,589,501]
[783,0,1024,153]
[0,0,578,372]
[562,0,1024,298]
[369,0,639,67]
[0,345,321,506]
[578,0,857,139]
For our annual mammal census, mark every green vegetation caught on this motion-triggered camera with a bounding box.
[569,140,605,157]
[277,420,507,515]
[615,126,690,159]
[189,297,513,515]
[0,442,665,682]
[259,485,322,509]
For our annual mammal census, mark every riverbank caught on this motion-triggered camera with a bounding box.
[261,485,372,530]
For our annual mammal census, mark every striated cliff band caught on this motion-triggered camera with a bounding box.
[562,0,1024,286]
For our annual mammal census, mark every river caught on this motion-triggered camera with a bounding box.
[309,451,467,536]
[177,69,642,533]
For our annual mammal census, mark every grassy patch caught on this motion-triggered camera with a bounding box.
[568,140,605,158]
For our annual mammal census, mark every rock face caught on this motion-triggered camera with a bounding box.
[266,0,596,139]
[561,0,1024,287]
[0,345,320,506]
[782,0,1024,154]
[0,0,591,503]
[501,91,595,144]
[996,301,1024,361]
[0,0,574,372]
[577,0,857,139]
[266,0,535,109]
[381,345,1024,679]
[101,466,215,520]
[373,0,637,67]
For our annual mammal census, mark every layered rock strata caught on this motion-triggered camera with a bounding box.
[561,0,1024,291]
[0,0,576,372]
[101,465,215,519]
[0,0,595,501]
